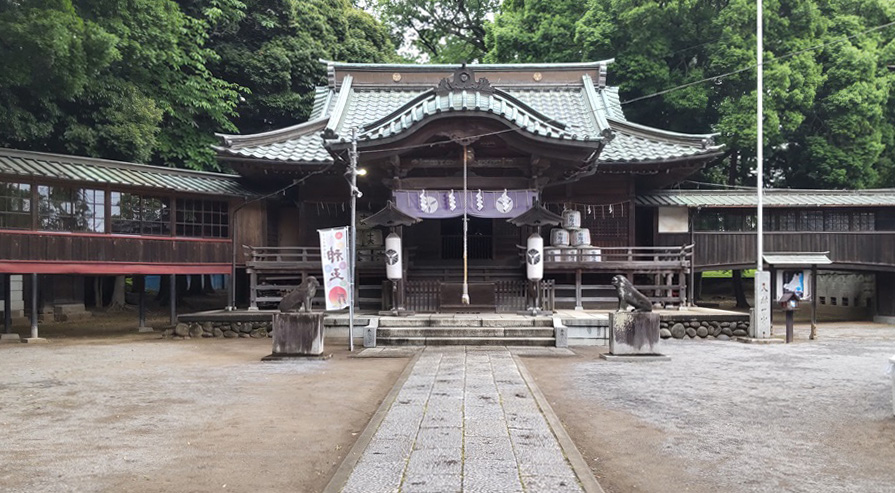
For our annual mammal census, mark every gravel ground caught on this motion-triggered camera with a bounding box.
[524,323,895,493]
[0,337,407,493]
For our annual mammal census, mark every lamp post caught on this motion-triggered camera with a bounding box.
[346,128,363,351]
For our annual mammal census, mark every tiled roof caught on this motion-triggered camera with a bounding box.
[0,148,255,197]
[338,89,425,134]
[341,89,605,144]
[213,119,332,164]
[215,61,724,167]
[636,189,895,207]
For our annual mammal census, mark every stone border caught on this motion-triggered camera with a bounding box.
[322,350,421,493]
[513,354,605,493]
[660,318,750,341]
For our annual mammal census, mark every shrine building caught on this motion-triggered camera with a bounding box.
[3,60,895,341]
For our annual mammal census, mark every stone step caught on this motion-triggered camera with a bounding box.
[378,327,555,338]
[377,336,556,346]
[377,317,553,328]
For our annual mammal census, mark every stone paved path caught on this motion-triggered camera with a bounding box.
[340,347,584,493]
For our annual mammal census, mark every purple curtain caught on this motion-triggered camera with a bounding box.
[393,189,537,219]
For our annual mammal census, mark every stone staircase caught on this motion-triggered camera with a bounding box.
[375,316,556,346]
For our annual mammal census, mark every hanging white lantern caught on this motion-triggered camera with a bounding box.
[526,234,544,281]
[385,233,403,280]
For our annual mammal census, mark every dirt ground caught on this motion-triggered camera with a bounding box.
[522,322,895,493]
[0,328,408,493]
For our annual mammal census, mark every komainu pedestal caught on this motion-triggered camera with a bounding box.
[269,312,325,357]
[609,312,661,355]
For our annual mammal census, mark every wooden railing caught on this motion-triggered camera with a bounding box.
[243,245,386,269]
[403,279,554,313]
[541,245,693,274]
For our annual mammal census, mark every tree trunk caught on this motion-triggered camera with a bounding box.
[732,270,749,308]
[108,275,127,310]
[203,274,215,294]
[156,275,170,304]
[94,277,103,308]
[188,274,204,296]
[728,151,739,185]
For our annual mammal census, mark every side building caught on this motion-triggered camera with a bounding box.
[0,148,259,335]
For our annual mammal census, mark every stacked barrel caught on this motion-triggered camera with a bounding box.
[547,210,601,263]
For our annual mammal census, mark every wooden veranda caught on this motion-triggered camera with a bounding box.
[243,244,692,312]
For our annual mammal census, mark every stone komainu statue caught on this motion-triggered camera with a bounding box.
[611,275,653,312]
[278,276,320,313]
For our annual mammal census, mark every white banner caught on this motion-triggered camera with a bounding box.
[318,226,350,311]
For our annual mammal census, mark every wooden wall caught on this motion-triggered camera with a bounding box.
[234,200,266,254]
[655,231,895,272]
[0,231,230,272]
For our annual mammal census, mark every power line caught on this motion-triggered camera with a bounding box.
[621,19,895,106]
[327,20,895,159]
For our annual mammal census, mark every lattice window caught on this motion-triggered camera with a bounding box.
[176,198,229,238]
[111,192,170,235]
[0,182,31,229]
[38,185,104,232]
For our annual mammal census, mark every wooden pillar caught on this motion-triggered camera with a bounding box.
[137,275,152,332]
[249,270,258,311]
[3,273,11,334]
[810,264,818,340]
[169,274,177,326]
[25,273,46,342]
[575,269,583,310]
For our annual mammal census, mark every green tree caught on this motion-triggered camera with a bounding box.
[374,0,497,63]
[0,0,118,149]
[484,0,586,64]
[486,0,895,189]
[0,0,243,170]
[205,0,396,134]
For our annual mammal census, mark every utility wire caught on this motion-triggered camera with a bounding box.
[317,20,895,159]
[622,19,895,105]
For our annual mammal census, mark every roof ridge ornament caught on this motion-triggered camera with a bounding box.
[436,63,493,96]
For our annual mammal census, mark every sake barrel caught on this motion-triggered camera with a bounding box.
[581,247,602,262]
[563,247,579,263]
[570,228,591,247]
[562,210,582,229]
[550,228,570,247]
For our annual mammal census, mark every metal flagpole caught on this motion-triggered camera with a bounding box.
[461,145,470,305]
[752,0,771,338]
[348,128,358,351]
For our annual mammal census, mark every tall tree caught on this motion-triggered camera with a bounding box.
[484,0,586,64]
[374,0,497,63]
[486,0,895,189]
[205,0,396,134]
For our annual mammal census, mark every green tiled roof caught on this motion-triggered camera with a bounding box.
[213,118,332,164]
[215,61,724,166]
[342,88,605,145]
[0,148,255,197]
[636,189,895,207]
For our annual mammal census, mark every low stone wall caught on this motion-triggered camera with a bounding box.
[659,317,750,341]
[163,321,273,339]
